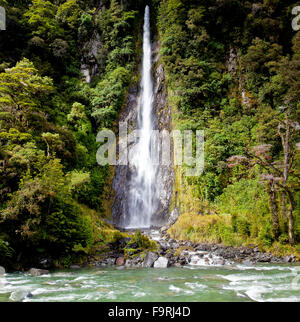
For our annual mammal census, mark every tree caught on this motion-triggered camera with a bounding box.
[0,58,53,126]
[276,107,300,245]
[56,0,81,30]
[42,132,63,157]
[227,108,300,245]
[24,0,58,39]
[51,38,69,59]
[0,158,94,255]
[91,67,130,128]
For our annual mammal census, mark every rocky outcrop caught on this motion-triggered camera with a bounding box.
[86,229,293,269]
[226,47,238,75]
[80,31,103,83]
[160,208,180,233]
[150,41,174,227]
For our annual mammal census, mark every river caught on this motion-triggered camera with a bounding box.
[1,262,300,302]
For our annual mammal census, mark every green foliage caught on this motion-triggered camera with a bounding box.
[0,158,94,257]
[217,179,272,245]
[78,12,93,41]
[56,0,81,30]
[0,58,53,126]
[91,67,131,129]
[242,37,282,93]
[95,0,137,73]
[75,168,107,210]
[24,0,58,39]
[0,0,143,269]
[128,230,158,251]
[0,237,14,260]
[159,0,300,255]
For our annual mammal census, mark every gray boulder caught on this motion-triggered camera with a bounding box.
[106,258,116,266]
[70,265,81,269]
[0,266,5,275]
[143,251,159,268]
[125,259,133,268]
[242,259,253,266]
[154,257,169,268]
[28,268,49,277]
[284,255,295,263]
[9,290,33,302]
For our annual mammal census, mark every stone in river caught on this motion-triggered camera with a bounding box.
[27,268,49,276]
[9,290,33,302]
[0,266,5,275]
[143,251,159,268]
[106,258,116,266]
[116,257,125,266]
[154,257,169,268]
[242,259,253,266]
[173,263,182,268]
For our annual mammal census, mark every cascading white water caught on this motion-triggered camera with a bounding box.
[126,5,158,228]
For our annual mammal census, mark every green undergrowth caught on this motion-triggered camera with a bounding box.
[168,211,300,259]
[123,230,158,259]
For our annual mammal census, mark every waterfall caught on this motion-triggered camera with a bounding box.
[126,5,158,228]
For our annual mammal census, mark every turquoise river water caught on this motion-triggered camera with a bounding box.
[1,262,300,302]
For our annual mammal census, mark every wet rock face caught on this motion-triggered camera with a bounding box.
[226,47,237,74]
[151,43,174,226]
[80,31,103,83]
[111,41,174,228]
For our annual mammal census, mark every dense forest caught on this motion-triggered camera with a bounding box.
[160,0,300,256]
[0,0,299,270]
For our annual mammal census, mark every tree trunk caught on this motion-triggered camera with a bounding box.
[267,180,279,240]
[286,190,295,245]
[281,192,287,219]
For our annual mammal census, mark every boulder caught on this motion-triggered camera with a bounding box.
[154,257,169,268]
[70,265,81,269]
[106,258,116,266]
[9,290,33,302]
[212,258,226,265]
[143,251,159,268]
[28,268,49,277]
[173,263,182,268]
[116,257,125,266]
[0,266,5,275]
[242,259,253,266]
[159,241,170,250]
[284,255,295,263]
[125,259,133,268]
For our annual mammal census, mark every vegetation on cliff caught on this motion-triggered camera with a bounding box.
[157,0,300,256]
[0,0,144,269]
